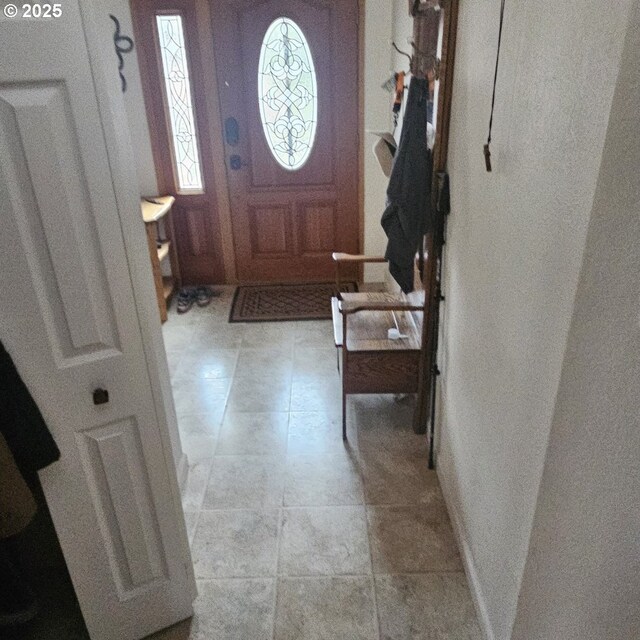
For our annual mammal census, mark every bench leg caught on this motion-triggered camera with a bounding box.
[342,390,347,440]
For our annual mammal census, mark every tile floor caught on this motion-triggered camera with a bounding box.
[149,286,481,640]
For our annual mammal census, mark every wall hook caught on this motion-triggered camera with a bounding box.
[109,14,134,93]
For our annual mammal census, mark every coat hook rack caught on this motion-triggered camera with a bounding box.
[392,41,412,64]
[409,0,443,16]
[392,40,440,80]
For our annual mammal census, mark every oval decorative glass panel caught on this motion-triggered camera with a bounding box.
[258,17,318,171]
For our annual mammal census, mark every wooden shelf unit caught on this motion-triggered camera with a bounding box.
[157,240,170,263]
[141,196,180,323]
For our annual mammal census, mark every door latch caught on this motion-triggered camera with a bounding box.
[93,388,109,405]
[229,155,248,171]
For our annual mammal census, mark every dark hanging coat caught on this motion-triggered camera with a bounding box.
[0,342,60,476]
[381,76,433,293]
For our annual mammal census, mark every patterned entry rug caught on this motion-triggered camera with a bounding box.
[229,282,357,322]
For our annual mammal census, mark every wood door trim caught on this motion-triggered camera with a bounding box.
[414,0,459,433]
[357,0,365,283]
[193,0,237,283]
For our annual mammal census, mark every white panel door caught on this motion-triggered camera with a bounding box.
[0,3,195,639]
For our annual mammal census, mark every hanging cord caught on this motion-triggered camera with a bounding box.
[484,0,506,172]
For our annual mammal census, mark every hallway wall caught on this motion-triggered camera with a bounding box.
[511,3,640,636]
[361,0,395,282]
[436,0,634,638]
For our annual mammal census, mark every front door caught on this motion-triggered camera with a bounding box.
[212,0,361,282]
[0,3,195,638]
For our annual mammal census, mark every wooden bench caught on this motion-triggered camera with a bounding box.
[331,253,425,439]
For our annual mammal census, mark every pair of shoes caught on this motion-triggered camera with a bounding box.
[176,286,216,314]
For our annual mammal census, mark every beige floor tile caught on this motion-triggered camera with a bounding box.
[216,412,289,456]
[166,352,183,381]
[142,619,193,640]
[241,323,297,349]
[186,578,275,640]
[183,511,199,546]
[290,377,341,412]
[274,576,377,640]
[173,349,239,381]
[192,509,280,578]
[279,506,370,576]
[203,456,285,508]
[195,306,235,324]
[227,376,291,412]
[287,411,352,454]
[292,347,339,379]
[162,325,195,352]
[190,324,245,350]
[171,378,230,416]
[359,449,446,508]
[180,435,217,462]
[284,453,364,506]
[181,459,213,511]
[350,394,428,454]
[178,413,223,439]
[367,506,462,573]
[234,348,294,380]
[376,573,482,640]
[294,321,335,348]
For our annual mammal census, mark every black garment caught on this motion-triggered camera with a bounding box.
[0,342,60,475]
[381,77,433,293]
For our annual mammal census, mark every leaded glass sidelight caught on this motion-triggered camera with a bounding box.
[156,14,203,191]
[258,17,318,171]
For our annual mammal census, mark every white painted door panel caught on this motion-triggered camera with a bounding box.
[0,3,194,639]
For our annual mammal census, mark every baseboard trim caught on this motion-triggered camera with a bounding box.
[438,459,496,640]
[176,452,189,495]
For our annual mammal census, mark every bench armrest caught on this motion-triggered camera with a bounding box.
[332,252,387,264]
[339,300,424,315]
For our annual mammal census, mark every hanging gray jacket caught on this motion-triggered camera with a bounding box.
[381,76,433,293]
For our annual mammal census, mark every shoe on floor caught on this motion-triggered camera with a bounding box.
[196,286,216,307]
[176,288,195,314]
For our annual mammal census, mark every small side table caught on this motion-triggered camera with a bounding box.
[140,196,181,323]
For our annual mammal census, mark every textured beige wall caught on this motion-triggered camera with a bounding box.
[511,3,640,637]
[361,0,395,282]
[436,0,633,637]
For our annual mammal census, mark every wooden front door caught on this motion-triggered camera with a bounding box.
[212,0,361,282]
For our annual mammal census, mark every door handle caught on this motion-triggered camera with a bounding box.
[93,388,109,405]
[224,117,239,146]
[229,155,248,171]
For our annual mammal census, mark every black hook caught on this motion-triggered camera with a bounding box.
[109,14,134,93]
[391,41,412,63]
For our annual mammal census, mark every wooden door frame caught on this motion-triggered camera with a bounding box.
[132,0,364,284]
[357,0,366,283]
[413,0,459,449]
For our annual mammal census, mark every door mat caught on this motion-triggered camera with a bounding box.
[229,282,357,323]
